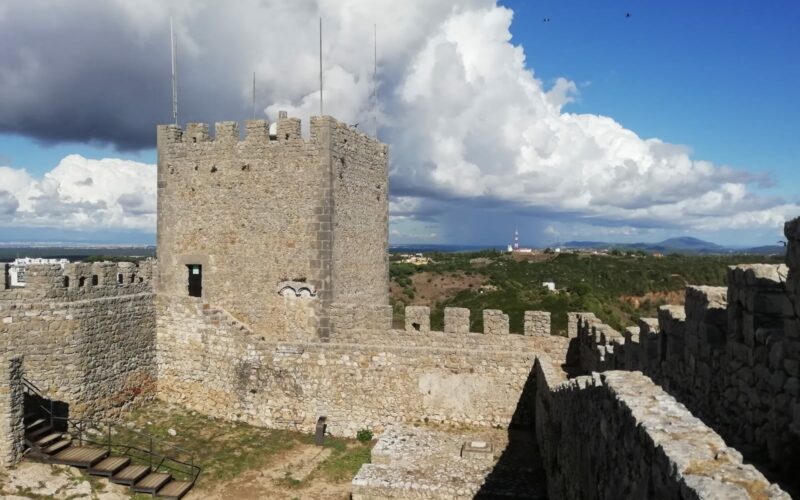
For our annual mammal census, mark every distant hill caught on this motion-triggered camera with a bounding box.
[562,237,785,255]
[655,237,726,252]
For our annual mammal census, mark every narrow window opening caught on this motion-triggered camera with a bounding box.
[117,273,123,284]
[412,322,421,331]
[130,275,135,284]
[78,276,86,288]
[285,133,289,140]
[92,275,99,286]
[187,264,203,297]
[63,276,70,288]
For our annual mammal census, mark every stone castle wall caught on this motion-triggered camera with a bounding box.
[573,216,800,478]
[156,115,389,341]
[329,122,390,322]
[535,359,789,499]
[156,299,569,437]
[0,262,156,419]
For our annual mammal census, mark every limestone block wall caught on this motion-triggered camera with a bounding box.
[534,361,790,499]
[1,261,154,301]
[156,297,572,437]
[329,120,390,315]
[572,233,800,476]
[404,306,430,333]
[444,307,469,334]
[157,115,390,341]
[0,356,23,467]
[329,303,393,334]
[0,263,156,419]
[482,310,509,335]
[523,311,550,336]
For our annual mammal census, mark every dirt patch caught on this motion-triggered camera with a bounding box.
[117,401,371,500]
[509,252,559,263]
[620,290,685,310]
[188,443,352,500]
[391,271,489,306]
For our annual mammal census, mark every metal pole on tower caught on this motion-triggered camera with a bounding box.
[170,16,178,125]
[319,17,323,116]
[373,23,377,137]
[252,72,256,119]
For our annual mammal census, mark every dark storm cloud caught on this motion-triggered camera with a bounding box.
[0,0,794,238]
[0,1,247,150]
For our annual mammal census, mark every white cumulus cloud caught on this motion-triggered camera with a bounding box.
[0,0,795,238]
[0,155,155,230]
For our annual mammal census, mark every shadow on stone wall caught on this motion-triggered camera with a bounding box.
[475,361,549,500]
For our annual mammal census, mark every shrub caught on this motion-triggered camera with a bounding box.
[356,429,373,442]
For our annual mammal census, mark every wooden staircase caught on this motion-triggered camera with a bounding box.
[22,379,199,499]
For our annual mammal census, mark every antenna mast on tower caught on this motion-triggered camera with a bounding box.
[373,23,377,137]
[170,16,178,125]
[252,72,256,119]
[319,17,323,116]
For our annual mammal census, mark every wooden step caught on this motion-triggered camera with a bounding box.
[25,418,47,431]
[157,479,194,499]
[133,472,171,494]
[43,439,72,455]
[110,464,151,486]
[27,424,53,441]
[33,432,63,448]
[50,446,108,467]
[89,456,131,476]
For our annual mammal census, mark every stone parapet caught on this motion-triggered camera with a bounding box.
[570,248,800,483]
[535,364,790,499]
[523,311,550,336]
[404,306,430,334]
[443,307,469,334]
[483,310,509,335]
[1,261,155,302]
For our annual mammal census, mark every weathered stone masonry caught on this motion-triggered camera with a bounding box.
[574,216,800,483]
[157,297,568,437]
[156,115,390,342]
[535,359,789,499]
[0,261,157,422]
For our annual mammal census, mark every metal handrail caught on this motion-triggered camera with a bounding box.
[20,376,201,484]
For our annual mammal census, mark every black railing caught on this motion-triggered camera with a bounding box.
[20,377,200,484]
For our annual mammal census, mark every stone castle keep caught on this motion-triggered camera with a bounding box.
[1,112,798,498]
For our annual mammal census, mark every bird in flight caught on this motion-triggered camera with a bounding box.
[542,17,551,22]
[625,12,632,18]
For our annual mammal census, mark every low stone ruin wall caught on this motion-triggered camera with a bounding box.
[0,263,156,419]
[574,262,800,472]
[157,299,570,437]
[534,359,790,499]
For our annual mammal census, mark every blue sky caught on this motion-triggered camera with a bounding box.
[500,0,800,200]
[0,0,797,247]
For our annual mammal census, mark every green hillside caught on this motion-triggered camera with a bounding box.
[390,250,782,334]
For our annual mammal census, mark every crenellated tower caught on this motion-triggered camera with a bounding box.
[156,113,390,340]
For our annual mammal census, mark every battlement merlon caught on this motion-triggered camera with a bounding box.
[156,113,389,154]
[1,261,155,298]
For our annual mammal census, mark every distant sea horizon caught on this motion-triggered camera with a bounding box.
[389,243,505,254]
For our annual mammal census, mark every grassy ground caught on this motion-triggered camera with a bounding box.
[118,401,371,498]
[2,400,372,499]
